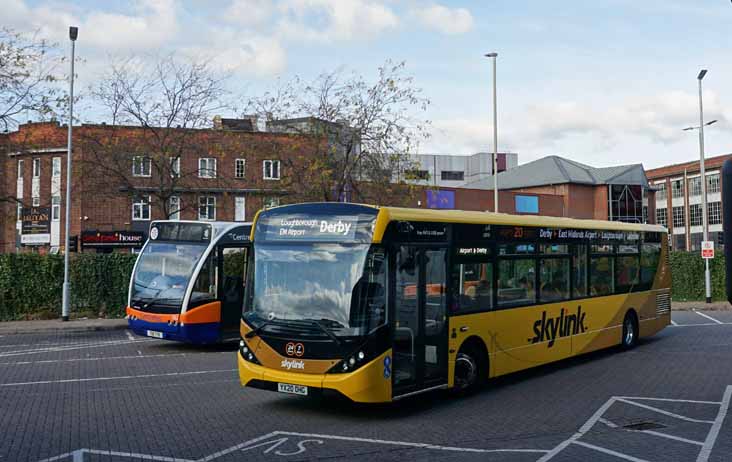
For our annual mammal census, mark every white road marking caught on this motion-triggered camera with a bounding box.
[126,331,135,341]
[272,430,550,454]
[0,339,155,358]
[694,310,724,324]
[199,432,280,461]
[671,319,679,326]
[615,398,715,424]
[0,352,219,367]
[640,430,704,446]
[573,441,651,462]
[616,396,721,405]
[0,369,236,387]
[537,397,617,461]
[697,385,732,462]
[598,418,618,428]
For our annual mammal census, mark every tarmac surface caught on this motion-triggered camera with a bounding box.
[0,310,730,461]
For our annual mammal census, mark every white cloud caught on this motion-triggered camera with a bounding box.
[426,90,730,160]
[223,0,273,26]
[277,0,399,42]
[413,3,473,35]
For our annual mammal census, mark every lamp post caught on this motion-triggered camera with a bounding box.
[61,26,78,322]
[485,52,499,212]
[681,69,712,304]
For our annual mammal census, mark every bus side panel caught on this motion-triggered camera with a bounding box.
[571,294,632,355]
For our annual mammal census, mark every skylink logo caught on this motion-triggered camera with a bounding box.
[280,359,305,370]
[530,307,587,348]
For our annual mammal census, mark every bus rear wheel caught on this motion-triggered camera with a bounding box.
[622,312,638,349]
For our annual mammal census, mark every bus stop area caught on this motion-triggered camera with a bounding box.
[0,310,730,462]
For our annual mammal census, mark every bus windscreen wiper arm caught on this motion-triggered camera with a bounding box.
[245,319,273,339]
[305,319,343,346]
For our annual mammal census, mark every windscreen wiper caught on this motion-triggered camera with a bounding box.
[302,319,343,346]
[245,318,274,339]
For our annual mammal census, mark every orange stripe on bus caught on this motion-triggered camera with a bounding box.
[179,301,221,324]
[126,306,179,324]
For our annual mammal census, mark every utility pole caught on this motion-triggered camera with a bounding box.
[485,52,499,212]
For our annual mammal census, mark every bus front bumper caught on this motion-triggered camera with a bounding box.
[126,306,221,344]
[237,350,393,403]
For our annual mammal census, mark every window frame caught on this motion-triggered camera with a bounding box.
[32,158,41,178]
[168,195,180,220]
[235,158,246,179]
[132,156,152,178]
[52,157,61,177]
[169,157,181,178]
[51,196,61,221]
[198,195,216,221]
[263,159,281,180]
[132,196,151,221]
[198,158,217,179]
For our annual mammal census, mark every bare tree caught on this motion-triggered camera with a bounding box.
[244,60,430,204]
[82,55,235,218]
[0,28,66,132]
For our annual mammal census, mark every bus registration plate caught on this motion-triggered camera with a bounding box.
[278,383,308,396]
[146,330,164,339]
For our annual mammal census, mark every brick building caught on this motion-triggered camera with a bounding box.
[645,153,731,251]
[0,120,322,253]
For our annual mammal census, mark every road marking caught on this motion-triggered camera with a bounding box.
[641,430,704,446]
[694,311,724,324]
[0,352,220,367]
[272,431,550,454]
[126,331,135,341]
[537,397,617,461]
[697,385,732,462]
[200,432,280,461]
[671,319,679,326]
[617,396,722,405]
[573,441,651,462]
[0,339,155,358]
[615,398,715,424]
[0,369,236,387]
[599,418,618,428]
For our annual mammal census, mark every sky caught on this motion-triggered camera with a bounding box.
[5,0,732,170]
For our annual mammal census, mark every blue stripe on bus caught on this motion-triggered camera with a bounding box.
[127,318,221,344]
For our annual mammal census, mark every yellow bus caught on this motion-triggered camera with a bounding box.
[238,203,670,403]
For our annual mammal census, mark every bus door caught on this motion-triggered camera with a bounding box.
[217,245,249,329]
[393,245,449,397]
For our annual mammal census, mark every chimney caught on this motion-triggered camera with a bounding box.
[213,115,223,130]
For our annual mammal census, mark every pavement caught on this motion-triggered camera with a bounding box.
[0,311,730,461]
[0,318,127,335]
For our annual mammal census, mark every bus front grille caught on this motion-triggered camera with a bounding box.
[656,290,671,316]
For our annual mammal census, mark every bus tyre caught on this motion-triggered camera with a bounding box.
[622,312,638,349]
[454,350,480,393]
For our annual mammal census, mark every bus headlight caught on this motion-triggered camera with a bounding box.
[328,350,369,374]
[239,339,260,365]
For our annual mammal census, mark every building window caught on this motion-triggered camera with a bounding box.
[17,160,24,178]
[132,156,151,177]
[263,196,280,209]
[655,182,667,201]
[170,157,180,178]
[609,184,643,223]
[52,157,61,177]
[689,204,703,227]
[198,195,216,221]
[235,196,246,221]
[32,197,40,207]
[169,196,180,220]
[688,177,702,197]
[672,206,685,228]
[198,158,217,178]
[263,160,280,180]
[235,159,246,179]
[32,158,40,178]
[671,179,684,198]
[51,196,60,221]
[656,208,668,228]
[17,202,22,221]
[440,170,464,181]
[708,202,721,225]
[707,173,720,194]
[132,196,151,220]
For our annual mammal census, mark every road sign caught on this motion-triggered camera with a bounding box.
[701,240,714,259]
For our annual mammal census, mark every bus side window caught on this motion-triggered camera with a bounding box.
[616,245,640,292]
[222,247,248,303]
[451,262,493,313]
[571,244,588,298]
[589,244,615,296]
[640,243,661,289]
[191,253,217,304]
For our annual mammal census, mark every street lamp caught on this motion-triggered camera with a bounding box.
[693,69,712,304]
[61,26,78,322]
[485,52,499,212]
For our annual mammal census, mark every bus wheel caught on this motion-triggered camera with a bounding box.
[454,351,479,392]
[622,312,638,349]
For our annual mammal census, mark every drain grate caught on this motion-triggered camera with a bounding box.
[623,421,667,431]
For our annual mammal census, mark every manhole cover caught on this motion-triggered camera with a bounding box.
[623,421,667,431]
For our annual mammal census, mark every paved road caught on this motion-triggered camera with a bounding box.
[0,312,730,462]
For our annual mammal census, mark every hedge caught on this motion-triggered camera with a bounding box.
[670,251,727,302]
[0,253,137,321]
[0,250,725,321]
